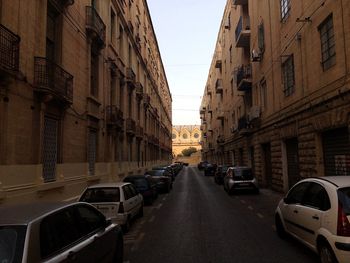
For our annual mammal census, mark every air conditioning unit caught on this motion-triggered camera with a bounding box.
[251,49,261,62]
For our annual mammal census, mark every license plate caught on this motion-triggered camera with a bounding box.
[238,183,250,187]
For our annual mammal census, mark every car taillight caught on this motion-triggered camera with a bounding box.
[118,202,124,213]
[337,201,350,237]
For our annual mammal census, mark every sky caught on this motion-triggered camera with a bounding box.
[147,0,227,125]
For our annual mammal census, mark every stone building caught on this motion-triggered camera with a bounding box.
[200,0,350,193]
[0,0,172,204]
[172,125,201,157]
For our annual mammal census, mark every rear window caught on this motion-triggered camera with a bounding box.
[132,179,149,190]
[0,226,26,263]
[80,187,120,203]
[233,169,253,180]
[338,187,350,216]
[147,170,164,176]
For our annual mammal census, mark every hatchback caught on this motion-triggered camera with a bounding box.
[223,166,259,194]
[79,182,143,232]
[275,176,350,263]
[0,202,123,263]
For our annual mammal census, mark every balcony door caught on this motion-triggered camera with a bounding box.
[43,116,59,182]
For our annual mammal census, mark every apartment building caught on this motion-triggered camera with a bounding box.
[0,0,172,204]
[200,0,350,193]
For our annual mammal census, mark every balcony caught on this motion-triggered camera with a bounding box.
[217,135,225,145]
[86,6,106,49]
[233,0,248,5]
[135,82,143,99]
[215,79,223,94]
[248,106,261,122]
[235,16,250,48]
[143,93,150,107]
[236,64,252,91]
[216,110,224,120]
[126,118,136,135]
[126,67,136,90]
[34,57,73,104]
[50,0,75,12]
[106,105,124,131]
[238,115,251,135]
[136,124,144,139]
[0,24,20,75]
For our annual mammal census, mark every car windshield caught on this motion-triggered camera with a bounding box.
[147,170,165,176]
[80,187,120,203]
[233,169,253,180]
[0,225,26,263]
[338,187,350,216]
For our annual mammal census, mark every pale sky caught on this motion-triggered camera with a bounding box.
[147,0,227,125]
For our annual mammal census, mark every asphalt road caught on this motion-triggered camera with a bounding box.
[123,166,319,263]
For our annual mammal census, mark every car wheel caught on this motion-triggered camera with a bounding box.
[275,215,286,239]
[113,231,124,263]
[319,242,338,263]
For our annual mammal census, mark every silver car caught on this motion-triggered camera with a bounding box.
[0,202,123,263]
[223,166,259,194]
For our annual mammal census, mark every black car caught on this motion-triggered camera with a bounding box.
[152,166,176,181]
[123,175,158,205]
[145,169,173,193]
[214,165,229,184]
[198,161,208,170]
[204,163,217,176]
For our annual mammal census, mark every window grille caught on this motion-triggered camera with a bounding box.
[282,55,295,97]
[319,15,335,71]
[280,0,291,21]
[43,117,58,182]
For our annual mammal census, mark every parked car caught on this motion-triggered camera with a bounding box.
[0,202,123,263]
[79,182,143,233]
[145,169,173,193]
[198,161,208,170]
[170,163,183,175]
[152,166,176,181]
[123,174,158,205]
[214,165,229,185]
[223,166,259,194]
[204,163,217,176]
[275,176,350,263]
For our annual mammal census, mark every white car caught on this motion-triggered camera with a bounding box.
[275,176,350,263]
[79,182,144,232]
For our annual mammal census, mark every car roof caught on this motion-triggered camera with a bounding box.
[86,182,130,188]
[307,176,350,188]
[124,175,148,179]
[0,202,80,225]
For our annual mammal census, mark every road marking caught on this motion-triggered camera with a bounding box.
[248,206,253,210]
[156,203,163,209]
[240,200,246,204]
[257,213,264,219]
[149,215,155,223]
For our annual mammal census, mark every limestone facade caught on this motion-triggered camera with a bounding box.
[172,125,201,157]
[200,0,350,193]
[0,0,172,204]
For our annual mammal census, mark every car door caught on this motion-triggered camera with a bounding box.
[122,185,134,218]
[281,182,310,235]
[40,206,96,263]
[128,184,141,217]
[296,182,330,248]
[74,204,118,263]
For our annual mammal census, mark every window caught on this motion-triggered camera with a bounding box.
[258,23,265,54]
[319,15,335,71]
[46,3,60,62]
[110,9,116,41]
[123,185,133,200]
[193,133,199,139]
[182,133,188,139]
[280,0,291,21]
[282,55,295,97]
[90,52,99,97]
[75,205,106,235]
[172,133,176,139]
[302,183,331,211]
[88,130,97,175]
[286,182,310,204]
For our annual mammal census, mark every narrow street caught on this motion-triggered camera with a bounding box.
[124,166,318,263]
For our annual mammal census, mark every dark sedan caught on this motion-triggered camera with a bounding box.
[0,202,123,263]
[204,163,217,176]
[145,169,173,193]
[123,175,158,205]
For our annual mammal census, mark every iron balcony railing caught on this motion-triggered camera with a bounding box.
[106,105,124,130]
[86,6,106,47]
[135,82,143,98]
[0,24,20,72]
[126,118,136,135]
[34,57,73,103]
[236,64,252,89]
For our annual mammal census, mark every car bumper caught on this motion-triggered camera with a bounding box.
[228,179,259,190]
[327,235,350,262]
